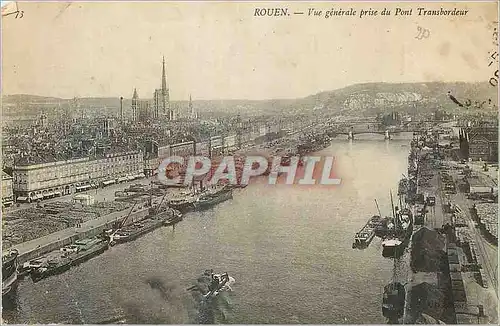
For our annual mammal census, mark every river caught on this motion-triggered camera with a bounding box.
[3,135,412,324]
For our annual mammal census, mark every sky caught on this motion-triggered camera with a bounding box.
[2,1,498,100]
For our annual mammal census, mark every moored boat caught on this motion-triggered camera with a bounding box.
[164,209,183,226]
[352,215,381,249]
[30,237,108,283]
[2,249,19,302]
[352,229,375,249]
[382,208,413,258]
[168,196,196,213]
[194,187,233,210]
[110,215,168,245]
[382,282,405,320]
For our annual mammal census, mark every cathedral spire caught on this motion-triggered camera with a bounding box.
[132,88,138,99]
[189,94,197,119]
[161,56,167,94]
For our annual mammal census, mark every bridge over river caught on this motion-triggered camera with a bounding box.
[323,119,453,140]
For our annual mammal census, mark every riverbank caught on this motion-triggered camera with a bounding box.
[395,131,498,324]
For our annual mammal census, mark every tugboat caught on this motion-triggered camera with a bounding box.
[194,186,233,210]
[187,269,235,299]
[382,282,406,320]
[2,249,19,302]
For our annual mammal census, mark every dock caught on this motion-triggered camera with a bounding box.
[391,130,498,325]
[7,205,150,264]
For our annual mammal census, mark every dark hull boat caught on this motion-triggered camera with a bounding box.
[110,216,168,245]
[397,178,409,196]
[169,198,196,213]
[382,208,413,258]
[31,238,108,283]
[382,282,406,320]
[32,255,80,282]
[165,210,183,226]
[382,235,411,258]
[2,250,19,304]
[194,188,233,210]
[187,269,236,300]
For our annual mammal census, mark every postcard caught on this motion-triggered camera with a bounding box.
[1,1,498,324]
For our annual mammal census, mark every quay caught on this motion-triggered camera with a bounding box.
[388,127,498,325]
[8,205,150,264]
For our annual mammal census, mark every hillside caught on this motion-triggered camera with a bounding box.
[284,81,497,115]
[3,81,497,118]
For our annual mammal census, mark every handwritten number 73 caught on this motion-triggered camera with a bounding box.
[15,11,24,19]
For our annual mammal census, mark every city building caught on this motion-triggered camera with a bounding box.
[153,89,162,119]
[138,100,151,123]
[2,171,14,207]
[103,118,115,137]
[12,151,144,202]
[466,128,498,162]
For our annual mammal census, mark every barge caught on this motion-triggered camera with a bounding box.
[169,196,196,213]
[352,216,380,249]
[30,237,108,283]
[194,187,233,210]
[109,215,168,245]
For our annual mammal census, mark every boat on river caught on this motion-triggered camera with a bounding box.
[381,207,413,258]
[2,249,19,302]
[194,187,233,210]
[109,215,169,245]
[169,196,196,213]
[187,269,236,300]
[382,282,406,320]
[30,237,108,283]
[352,216,379,249]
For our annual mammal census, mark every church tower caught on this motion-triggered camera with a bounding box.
[161,56,171,120]
[131,88,139,121]
[189,94,197,119]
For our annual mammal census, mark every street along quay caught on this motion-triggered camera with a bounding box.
[350,126,498,324]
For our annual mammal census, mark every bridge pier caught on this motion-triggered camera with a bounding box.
[384,130,391,140]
